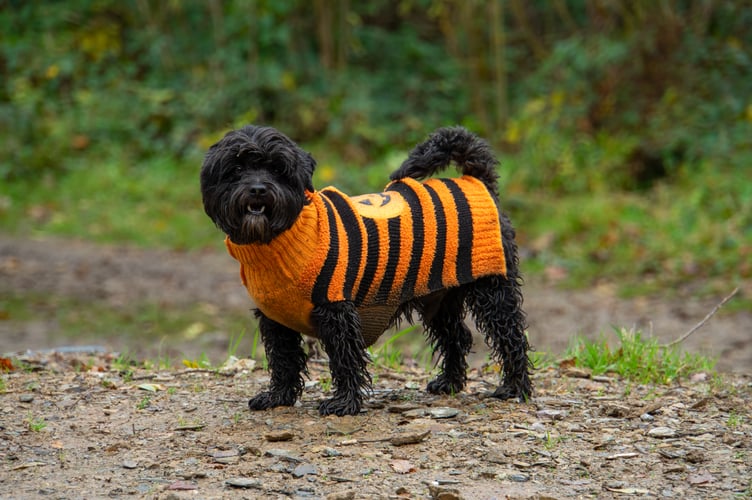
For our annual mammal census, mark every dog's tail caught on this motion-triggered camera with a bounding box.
[390,126,499,196]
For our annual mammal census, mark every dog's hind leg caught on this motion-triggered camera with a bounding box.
[466,275,533,401]
[248,311,308,410]
[421,288,473,395]
[312,301,372,416]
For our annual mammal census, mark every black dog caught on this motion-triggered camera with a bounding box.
[200,125,532,416]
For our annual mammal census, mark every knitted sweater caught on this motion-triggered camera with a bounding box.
[226,176,507,346]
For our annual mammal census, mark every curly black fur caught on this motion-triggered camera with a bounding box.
[201,124,532,416]
[312,301,372,416]
[247,312,308,410]
[391,126,500,196]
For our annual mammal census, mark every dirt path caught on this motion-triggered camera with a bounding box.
[1,235,750,371]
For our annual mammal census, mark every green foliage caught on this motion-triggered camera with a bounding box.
[566,327,716,385]
[227,329,247,360]
[136,394,151,410]
[369,325,425,371]
[24,413,47,432]
[514,158,752,293]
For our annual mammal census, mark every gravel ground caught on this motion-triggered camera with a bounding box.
[1,352,750,499]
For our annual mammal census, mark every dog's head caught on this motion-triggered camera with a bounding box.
[200,125,316,245]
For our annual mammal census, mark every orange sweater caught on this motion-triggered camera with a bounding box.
[226,176,506,345]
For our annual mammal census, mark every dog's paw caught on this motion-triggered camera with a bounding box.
[426,375,465,395]
[248,391,296,411]
[490,384,531,403]
[318,396,362,416]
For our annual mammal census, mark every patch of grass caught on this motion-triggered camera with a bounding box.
[529,350,556,371]
[227,329,247,360]
[565,327,716,385]
[542,431,565,450]
[112,352,137,380]
[319,376,333,393]
[374,325,437,372]
[369,325,419,371]
[137,395,151,410]
[25,414,47,432]
[726,411,744,430]
[182,352,213,370]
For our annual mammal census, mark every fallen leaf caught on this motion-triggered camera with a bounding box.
[137,383,163,392]
[391,459,416,474]
[0,357,14,371]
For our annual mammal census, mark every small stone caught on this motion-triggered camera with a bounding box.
[225,478,261,489]
[647,426,677,438]
[212,449,239,464]
[640,413,655,422]
[388,402,423,413]
[326,491,356,500]
[390,430,430,446]
[485,452,507,465]
[122,460,138,469]
[536,409,568,420]
[403,408,428,418]
[427,484,461,500]
[265,448,303,463]
[530,422,547,432]
[292,463,317,478]
[265,430,294,442]
[321,447,341,457]
[685,449,706,463]
[19,394,34,403]
[603,404,630,418]
[429,407,460,419]
[167,481,197,491]
[508,473,530,482]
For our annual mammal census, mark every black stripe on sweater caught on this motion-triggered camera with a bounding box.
[354,217,381,305]
[388,182,424,302]
[439,179,474,284]
[321,190,363,301]
[374,217,401,304]
[311,195,340,305]
[423,183,447,292]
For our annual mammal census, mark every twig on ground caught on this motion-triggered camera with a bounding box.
[664,286,740,348]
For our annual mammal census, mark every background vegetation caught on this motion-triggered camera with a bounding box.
[1,0,750,296]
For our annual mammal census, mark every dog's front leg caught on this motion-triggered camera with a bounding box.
[248,311,308,411]
[312,301,372,416]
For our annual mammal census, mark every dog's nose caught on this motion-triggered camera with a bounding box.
[249,184,267,197]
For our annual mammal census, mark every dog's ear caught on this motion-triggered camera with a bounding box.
[304,152,316,191]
